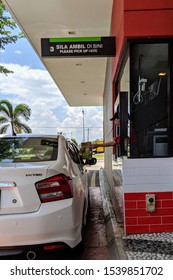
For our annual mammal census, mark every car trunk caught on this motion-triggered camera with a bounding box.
[0,162,49,214]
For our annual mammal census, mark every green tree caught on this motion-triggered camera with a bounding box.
[71,138,78,146]
[0,0,23,74]
[0,99,32,135]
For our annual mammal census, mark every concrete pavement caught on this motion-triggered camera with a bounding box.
[80,187,109,259]
[85,157,127,259]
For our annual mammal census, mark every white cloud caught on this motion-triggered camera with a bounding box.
[60,106,103,142]
[14,50,22,54]
[0,63,103,143]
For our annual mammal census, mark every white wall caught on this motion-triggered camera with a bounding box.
[123,157,173,193]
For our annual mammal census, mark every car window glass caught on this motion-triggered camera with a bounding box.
[0,137,58,162]
[67,142,82,164]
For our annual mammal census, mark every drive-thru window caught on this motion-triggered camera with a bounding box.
[117,41,171,159]
[130,41,169,159]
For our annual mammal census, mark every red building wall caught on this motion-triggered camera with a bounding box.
[112,0,173,80]
[125,192,173,234]
[124,0,173,10]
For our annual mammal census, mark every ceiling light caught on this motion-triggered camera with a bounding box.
[76,63,82,66]
[158,72,167,76]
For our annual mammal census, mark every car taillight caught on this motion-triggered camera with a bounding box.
[35,174,72,203]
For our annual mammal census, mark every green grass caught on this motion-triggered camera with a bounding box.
[93,153,104,159]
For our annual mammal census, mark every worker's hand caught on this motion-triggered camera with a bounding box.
[114,135,120,144]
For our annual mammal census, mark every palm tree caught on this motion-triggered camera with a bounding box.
[0,99,32,135]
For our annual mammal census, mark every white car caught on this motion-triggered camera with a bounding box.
[0,134,94,259]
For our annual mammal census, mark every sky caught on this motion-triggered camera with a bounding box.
[0,24,103,144]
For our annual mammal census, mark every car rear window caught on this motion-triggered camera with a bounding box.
[0,137,58,162]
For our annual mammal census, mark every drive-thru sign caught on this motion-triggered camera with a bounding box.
[41,37,116,57]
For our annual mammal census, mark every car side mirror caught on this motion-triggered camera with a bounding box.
[84,157,97,165]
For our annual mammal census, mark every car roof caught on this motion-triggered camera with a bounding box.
[0,133,59,138]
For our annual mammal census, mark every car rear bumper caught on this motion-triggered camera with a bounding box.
[0,199,82,250]
[0,241,70,259]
